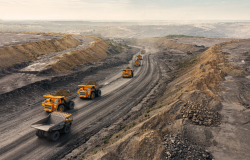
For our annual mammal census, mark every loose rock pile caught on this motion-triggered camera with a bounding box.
[164,133,212,160]
[181,101,220,126]
[86,80,98,86]
[53,89,71,97]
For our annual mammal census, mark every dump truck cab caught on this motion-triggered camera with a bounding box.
[134,60,140,66]
[137,55,142,60]
[42,95,74,112]
[122,69,133,78]
[77,85,101,99]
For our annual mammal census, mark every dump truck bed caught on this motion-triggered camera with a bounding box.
[31,112,71,131]
[66,94,77,101]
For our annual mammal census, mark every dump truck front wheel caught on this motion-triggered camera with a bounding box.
[58,105,65,112]
[63,124,71,134]
[49,131,60,141]
[68,101,74,110]
[96,90,101,97]
[90,92,95,100]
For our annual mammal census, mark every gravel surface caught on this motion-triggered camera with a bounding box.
[164,133,213,160]
[223,41,250,74]
[208,40,250,160]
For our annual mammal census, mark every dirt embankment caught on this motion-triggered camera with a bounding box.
[49,39,109,72]
[0,35,79,72]
[154,38,206,53]
[84,39,250,160]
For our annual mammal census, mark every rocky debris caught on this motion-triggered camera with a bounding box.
[164,133,213,160]
[126,66,131,69]
[181,101,221,126]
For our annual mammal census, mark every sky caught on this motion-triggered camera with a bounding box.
[0,0,250,21]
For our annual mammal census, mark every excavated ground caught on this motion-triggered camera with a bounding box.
[0,34,96,94]
[84,38,250,160]
[1,35,249,160]
[70,38,218,160]
[0,35,207,160]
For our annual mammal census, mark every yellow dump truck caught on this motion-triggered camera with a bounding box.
[137,55,142,60]
[187,51,193,55]
[122,68,134,78]
[31,111,73,141]
[77,85,101,99]
[134,60,140,66]
[42,95,75,112]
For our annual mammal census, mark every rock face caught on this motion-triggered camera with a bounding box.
[164,133,213,160]
[181,101,221,126]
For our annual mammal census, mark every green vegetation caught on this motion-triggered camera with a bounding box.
[115,46,123,52]
[177,55,198,70]
[104,40,112,46]
[123,44,132,49]
[103,138,109,144]
[132,121,136,127]
[165,34,205,39]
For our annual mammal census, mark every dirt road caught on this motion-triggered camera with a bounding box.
[0,52,160,160]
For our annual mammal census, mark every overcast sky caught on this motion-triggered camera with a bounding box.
[0,0,250,21]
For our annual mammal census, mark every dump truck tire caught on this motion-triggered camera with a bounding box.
[63,124,71,134]
[90,92,95,100]
[49,131,60,141]
[58,105,65,112]
[68,101,74,110]
[36,130,44,138]
[96,90,101,97]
